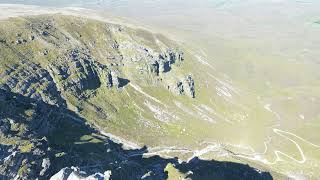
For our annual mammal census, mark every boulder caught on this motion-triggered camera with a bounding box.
[50,167,111,180]
[148,60,159,76]
[168,75,195,98]
[176,81,184,95]
[158,58,170,73]
[105,70,121,89]
[111,71,120,88]
[183,75,195,98]
[176,50,184,62]
[50,167,73,180]
[39,158,51,176]
[106,72,113,88]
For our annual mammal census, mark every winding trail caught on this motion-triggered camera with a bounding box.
[103,84,320,166]
[273,129,320,148]
[231,128,320,165]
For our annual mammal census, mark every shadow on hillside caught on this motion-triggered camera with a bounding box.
[118,77,130,88]
[0,89,273,180]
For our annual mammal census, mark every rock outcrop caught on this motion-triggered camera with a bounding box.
[0,141,51,179]
[50,167,111,180]
[0,15,194,104]
[184,75,196,98]
[48,48,102,98]
[148,48,184,75]
[169,75,195,98]
[0,61,66,107]
[40,158,51,176]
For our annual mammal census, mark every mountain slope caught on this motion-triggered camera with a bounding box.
[0,14,278,179]
[0,89,274,179]
[0,14,198,147]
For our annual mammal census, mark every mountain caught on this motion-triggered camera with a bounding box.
[0,14,277,179]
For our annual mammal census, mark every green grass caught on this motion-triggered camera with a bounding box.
[165,163,184,180]
[19,143,34,153]
[18,165,28,177]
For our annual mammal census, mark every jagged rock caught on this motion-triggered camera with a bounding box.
[154,49,183,74]
[30,35,36,41]
[50,167,111,180]
[176,50,184,62]
[0,90,82,179]
[175,81,184,95]
[40,158,50,176]
[158,58,170,73]
[46,44,129,94]
[16,39,27,45]
[43,49,49,56]
[42,31,50,36]
[0,143,49,180]
[106,72,113,88]
[166,49,176,64]
[148,60,160,76]
[50,167,73,180]
[105,70,121,89]
[111,71,120,88]
[168,75,195,98]
[0,119,11,135]
[0,61,67,106]
[183,75,195,98]
[111,40,119,49]
[48,48,102,98]
[119,43,152,63]
[0,145,12,162]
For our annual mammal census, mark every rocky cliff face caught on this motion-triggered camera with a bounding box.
[0,89,62,179]
[50,167,111,180]
[0,14,195,179]
[0,60,66,106]
[0,14,195,104]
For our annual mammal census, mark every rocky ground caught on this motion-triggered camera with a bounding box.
[0,89,272,179]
